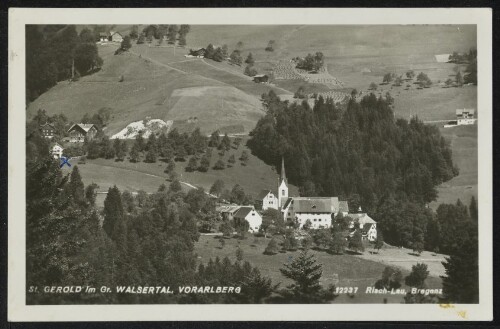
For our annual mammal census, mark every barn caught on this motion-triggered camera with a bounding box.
[253,74,269,83]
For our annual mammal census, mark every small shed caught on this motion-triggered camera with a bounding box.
[253,74,269,83]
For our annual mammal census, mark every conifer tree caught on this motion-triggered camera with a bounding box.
[209,179,225,197]
[349,230,364,254]
[169,179,182,193]
[129,144,140,163]
[68,165,85,203]
[186,156,198,172]
[85,183,99,206]
[278,251,336,303]
[245,52,255,64]
[264,238,279,255]
[103,185,124,237]
[469,196,478,222]
[329,231,347,254]
[441,238,479,303]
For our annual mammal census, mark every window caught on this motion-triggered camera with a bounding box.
[282,190,285,196]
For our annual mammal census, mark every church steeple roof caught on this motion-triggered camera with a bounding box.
[280,157,287,184]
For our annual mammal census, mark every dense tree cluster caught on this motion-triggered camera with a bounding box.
[26,25,104,102]
[141,24,191,46]
[249,91,457,213]
[294,52,324,72]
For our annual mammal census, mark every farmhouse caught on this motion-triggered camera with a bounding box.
[99,32,110,42]
[68,123,98,143]
[256,189,279,211]
[233,206,262,233]
[253,74,269,83]
[456,109,475,125]
[348,213,378,242]
[40,122,56,139]
[109,31,123,43]
[216,205,241,221]
[189,48,206,58]
[50,143,64,159]
[282,197,341,229]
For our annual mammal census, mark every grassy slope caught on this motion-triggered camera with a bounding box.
[27,43,270,135]
[68,137,299,201]
[194,235,443,304]
[430,124,478,209]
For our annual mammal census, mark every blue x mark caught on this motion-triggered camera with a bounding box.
[60,156,71,168]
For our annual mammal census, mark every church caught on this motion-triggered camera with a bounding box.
[275,158,378,241]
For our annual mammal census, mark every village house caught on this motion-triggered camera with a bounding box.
[109,31,123,43]
[50,143,64,159]
[255,189,278,211]
[188,48,206,58]
[253,74,269,83]
[233,206,263,233]
[39,122,56,139]
[99,32,110,42]
[215,205,241,221]
[348,213,378,242]
[281,197,342,229]
[67,123,98,143]
[456,108,475,125]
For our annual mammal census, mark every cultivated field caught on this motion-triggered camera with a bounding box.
[194,234,443,304]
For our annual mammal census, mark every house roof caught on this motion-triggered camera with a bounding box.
[40,122,55,129]
[456,109,475,116]
[282,197,293,210]
[349,213,376,225]
[254,74,268,78]
[257,189,272,200]
[216,205,240,214]
[111,31,123,36]
[68,123,96,133]
[234,206,255,218]
[292,197,339,213]
[339,201,349,213]
[361,223,374,234]
[51,142,63,149]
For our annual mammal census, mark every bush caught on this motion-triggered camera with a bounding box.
[264,238,279,255]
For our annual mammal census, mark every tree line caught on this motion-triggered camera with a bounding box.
[26,25,104,102]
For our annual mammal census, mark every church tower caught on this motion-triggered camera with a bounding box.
[278,157,289,209]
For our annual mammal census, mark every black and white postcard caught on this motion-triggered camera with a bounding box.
[8,7,493,321]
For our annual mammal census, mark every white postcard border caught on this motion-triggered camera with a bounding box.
[8,7,493,322]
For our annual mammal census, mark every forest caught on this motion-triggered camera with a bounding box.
[248,91,457,212]
[26,25,103,102]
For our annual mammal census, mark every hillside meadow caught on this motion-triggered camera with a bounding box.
[194,234,444,304]
[63,137,299,206]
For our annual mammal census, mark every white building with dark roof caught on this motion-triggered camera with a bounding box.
[281,196,340,229]
[256,189,278,211]
[233,206,262,233]
[456,109,476,125]
[348,213,377,242]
